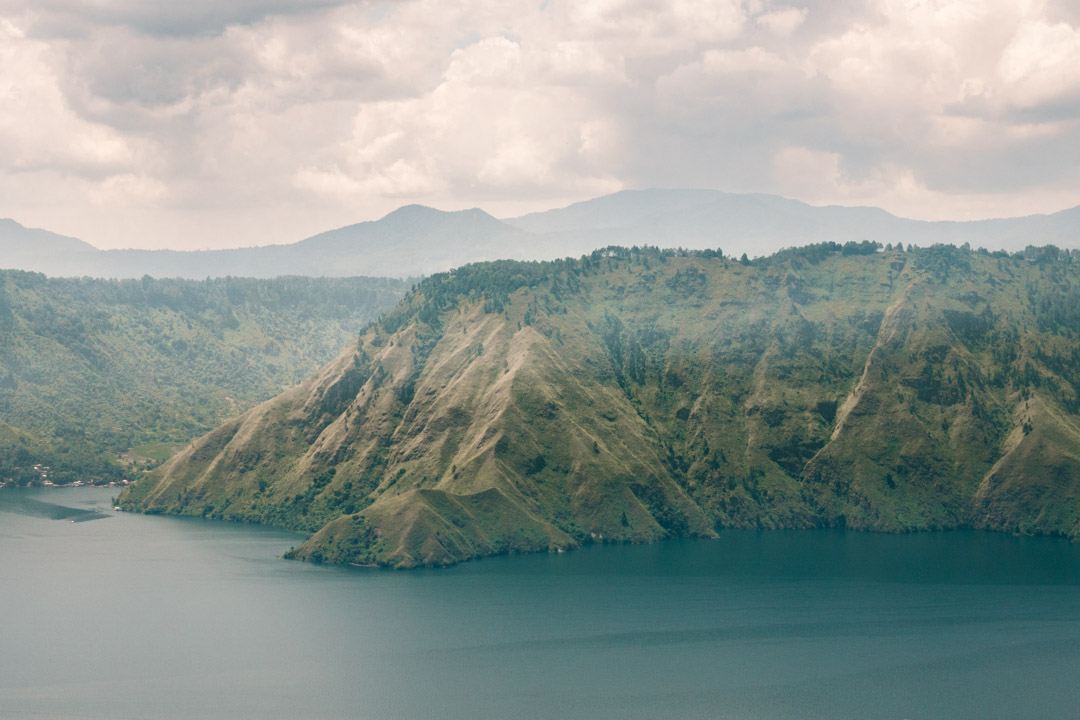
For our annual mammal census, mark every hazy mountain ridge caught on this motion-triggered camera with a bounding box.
[4,190,1079,279]
[0,272,407,484]
[0,207,525,279]
[508,190,1080,260]
[0,220,99,271]
[121,244,1080,567]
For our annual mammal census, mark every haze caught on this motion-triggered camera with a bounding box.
[2,0,1079,251]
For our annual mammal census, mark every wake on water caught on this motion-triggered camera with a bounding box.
[0,492,111,523]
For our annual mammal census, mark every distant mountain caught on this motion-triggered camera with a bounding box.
[506,189,1080,259]
[122,244,1080,567]
[0,219,99,272]
[0,207,531,279]
[3,190,1079,279]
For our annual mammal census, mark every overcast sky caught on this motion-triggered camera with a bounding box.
[2,0,1079,250]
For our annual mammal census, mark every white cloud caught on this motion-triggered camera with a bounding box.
[771,143,1079,220]
[996,19,1080,111]
[445,37,523,86]
[301,32,626,203]
[568,0,747,49]
[0,18,147,176]
[1,0,1080,251]
[756,7,807,37]
[540,40,630,85]
[88,172,168,205]
[700,46,787,74]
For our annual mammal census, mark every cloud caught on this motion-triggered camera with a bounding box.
[567,0,747,50]
[0,0,349,38]
[293,33,625,204]
[756,7,808,37]
[0,18,147,176]
[0,0,1079,250]
[996,19,1080,115]
[772,142,1080,220]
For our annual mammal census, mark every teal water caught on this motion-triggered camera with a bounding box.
[2,486,1079,719]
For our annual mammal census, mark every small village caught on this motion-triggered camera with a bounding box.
[0,464,134,489]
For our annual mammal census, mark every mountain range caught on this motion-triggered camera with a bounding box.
[121,243,1080,567]
[4,190,1080,279]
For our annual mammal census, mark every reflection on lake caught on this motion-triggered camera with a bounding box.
[2,486,1079,719]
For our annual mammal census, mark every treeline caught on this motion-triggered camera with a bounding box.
[381,241,1080,329]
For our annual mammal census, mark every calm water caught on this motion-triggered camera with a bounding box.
[2,487,1079,719]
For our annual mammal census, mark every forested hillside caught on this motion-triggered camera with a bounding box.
[0,273,408,484]
[123,243,1080,566]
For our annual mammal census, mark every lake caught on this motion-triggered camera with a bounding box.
[2,486,1079,719]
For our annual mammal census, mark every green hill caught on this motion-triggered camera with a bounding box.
[0,272,408,484]
[121,244,1080,566]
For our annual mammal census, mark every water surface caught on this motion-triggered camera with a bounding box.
[2,486,1079,719]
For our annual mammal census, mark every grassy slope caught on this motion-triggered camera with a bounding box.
[122,245,1080,566]
[0,273,407,480]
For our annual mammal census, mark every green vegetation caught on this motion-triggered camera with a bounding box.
[128,442,188,463]
[123,243,1080,566]
[0,272,407,485]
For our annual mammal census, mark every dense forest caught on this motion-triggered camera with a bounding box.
[0,273,408,485]
[123,243,1080,567]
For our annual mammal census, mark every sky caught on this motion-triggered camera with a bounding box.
[1,0,1080,251]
